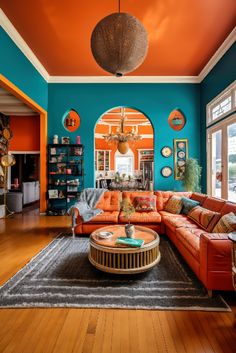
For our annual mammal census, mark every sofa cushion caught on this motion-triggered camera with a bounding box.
[190,192,208,205]
[202,196,225,212]
[154,191,191,211]
[181,197,200,215]
[88,211,119,224]
[134,195,157,212]
[164,196,183,214]
[163,215,198,233]
[176,227,202,260]
[212,212,236,233]
[122,191,154,206]
[96,191,121,211]
[220,202,236,216]
[119,211,161,224]
[188,206,221,232]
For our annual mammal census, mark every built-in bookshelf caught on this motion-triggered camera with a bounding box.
[47,144,84,215]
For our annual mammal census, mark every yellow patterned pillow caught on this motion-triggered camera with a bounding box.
[212,212,236,233]
[164,196,183,214]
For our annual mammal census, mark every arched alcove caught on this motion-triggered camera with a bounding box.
[94,106,154,190]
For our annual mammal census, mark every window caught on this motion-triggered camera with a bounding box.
[207,81,236,126]
[207,114,236,202]
[115,149,134,176]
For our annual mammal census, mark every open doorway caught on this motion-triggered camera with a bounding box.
[94,107,154,191]
[0,74,47,214]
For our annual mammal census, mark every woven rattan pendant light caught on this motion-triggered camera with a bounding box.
[91,0,148,76]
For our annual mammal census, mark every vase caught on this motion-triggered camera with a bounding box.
[125,224,135,238]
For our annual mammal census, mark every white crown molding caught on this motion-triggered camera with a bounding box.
[0,9,50,82]
[198,27,236,82]
[48,75,199,83]
[0,9,235,84]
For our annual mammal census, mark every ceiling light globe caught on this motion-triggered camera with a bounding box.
[91,13,148,76]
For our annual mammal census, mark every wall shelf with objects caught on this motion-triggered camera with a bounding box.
[47,144,84,215]
[95,150,110,171]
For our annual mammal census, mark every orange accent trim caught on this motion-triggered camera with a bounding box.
[0,74,47,213]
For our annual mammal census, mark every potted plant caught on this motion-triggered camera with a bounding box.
[120,199,136,238]
[183,158,202,192]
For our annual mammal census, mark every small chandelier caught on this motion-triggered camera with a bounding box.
[103,108,142,154]
[91,0,148,76]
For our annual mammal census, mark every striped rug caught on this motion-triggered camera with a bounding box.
[0,235,230,311]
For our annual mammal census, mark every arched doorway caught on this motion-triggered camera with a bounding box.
[94,107,154,191]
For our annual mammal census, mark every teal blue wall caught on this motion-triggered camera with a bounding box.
[200,43,236,192]
[48,83,200,190]
[0,27,48,110]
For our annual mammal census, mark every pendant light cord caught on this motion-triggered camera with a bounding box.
[118,0,120,13]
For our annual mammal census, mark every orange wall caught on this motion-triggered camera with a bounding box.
[9,115,40,151]
[95,138,154,170]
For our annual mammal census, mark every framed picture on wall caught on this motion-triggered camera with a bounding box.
[174,139,188,180]
[61,136,70,144]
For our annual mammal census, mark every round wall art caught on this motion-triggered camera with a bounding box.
[168,109,186,131]
[63,110,80,132]
[161,146,172,158]
[161,166,172,177]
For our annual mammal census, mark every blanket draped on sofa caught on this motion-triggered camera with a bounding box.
[69,188,107,227]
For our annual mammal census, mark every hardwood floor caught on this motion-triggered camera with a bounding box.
[0,210,235,353]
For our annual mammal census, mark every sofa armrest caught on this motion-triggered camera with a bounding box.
[199,232,233,289]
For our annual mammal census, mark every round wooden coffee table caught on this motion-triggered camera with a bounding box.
[89,225,161,274]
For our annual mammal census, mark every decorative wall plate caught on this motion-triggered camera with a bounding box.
[168,110,186,131]
[177,151,185,158]
[161,166,172,177]
[161,146,172,158]
[177,160,186,167]
[2,127,12,140]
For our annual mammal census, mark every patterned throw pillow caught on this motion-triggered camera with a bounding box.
[212,212,236,233]
[181,197,200,215]
[134,196,157,212]
[187,206,221,232]
[164,196,183,214]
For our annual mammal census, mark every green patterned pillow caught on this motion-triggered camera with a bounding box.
[213,212,236,233]
[164,196,183,214]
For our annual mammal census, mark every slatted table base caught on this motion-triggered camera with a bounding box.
[89,242,161,274]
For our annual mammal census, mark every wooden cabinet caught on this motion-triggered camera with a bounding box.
[95,150,110,171]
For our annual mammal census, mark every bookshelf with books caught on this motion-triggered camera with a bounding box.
[47,144,84,215]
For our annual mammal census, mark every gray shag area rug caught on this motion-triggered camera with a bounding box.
[0,235,230,311]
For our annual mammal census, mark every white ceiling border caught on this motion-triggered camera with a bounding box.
[0,9,235,84]
[48,75,199,83]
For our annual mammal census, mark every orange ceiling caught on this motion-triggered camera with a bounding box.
[0,0,235,76]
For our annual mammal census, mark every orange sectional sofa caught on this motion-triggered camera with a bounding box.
[73,190,234,292]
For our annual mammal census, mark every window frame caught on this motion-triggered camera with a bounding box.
[206,80,236,127]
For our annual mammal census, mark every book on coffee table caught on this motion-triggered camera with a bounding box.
[115,237,144,247]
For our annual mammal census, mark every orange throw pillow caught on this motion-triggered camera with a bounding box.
[187,206,221,232]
